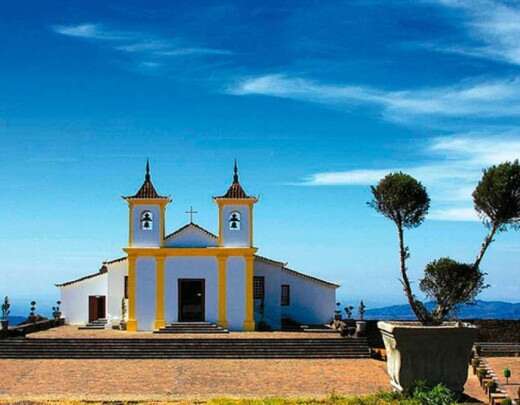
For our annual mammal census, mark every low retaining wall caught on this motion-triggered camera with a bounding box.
[365,319,520,348]
[0,318,65,339]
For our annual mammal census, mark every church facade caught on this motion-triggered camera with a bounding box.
[57,163,338,331]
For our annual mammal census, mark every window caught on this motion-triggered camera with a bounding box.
[124,276,128,299]
[140,210,153,230]
[228,211,241,230]
[281,284,290,306]
[254,276,265,300]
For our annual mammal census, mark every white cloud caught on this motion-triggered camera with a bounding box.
[229,74,520,123]
[51,23,231,61]
[156,47,233,56]
[432,0,520,65]
[301,135,520,221]
[51,24,127,40]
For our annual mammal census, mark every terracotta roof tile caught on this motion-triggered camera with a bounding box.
[215,160,253,199]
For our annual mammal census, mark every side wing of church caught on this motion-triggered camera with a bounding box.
[56,162,338,331]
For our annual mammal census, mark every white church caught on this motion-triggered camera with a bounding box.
[57,162,338,331]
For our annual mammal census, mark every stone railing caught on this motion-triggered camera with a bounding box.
[0,318,65,339]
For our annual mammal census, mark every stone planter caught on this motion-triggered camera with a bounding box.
[378,321,478,393]
[355,320,367,337]
[0,320,8,331]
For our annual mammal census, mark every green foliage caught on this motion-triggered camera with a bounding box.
[344,306,354,319]
[121,297,127,320]
[411,382,456,405]
[504,368,511,384]
[487,380,498,393]
[1,296,10,320]
[419,257,488,322]
[369,172,430,229]
[369,172,431,323]
[477,368,487,378]
[500,398,512,405]
[473,160,520,231]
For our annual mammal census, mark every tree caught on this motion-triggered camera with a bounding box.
[369,172,431,323]
[419,258,487,322]
[473,160,520,269]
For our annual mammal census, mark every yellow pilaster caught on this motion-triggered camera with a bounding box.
[154,255,166,330]
[127,255,137,331]
[160,206,165,246]
[243,255,255,331]
[217,256,228,328]
[248,205,253,247]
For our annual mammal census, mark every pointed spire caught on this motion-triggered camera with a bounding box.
[215,160,252,199]
[123,159,169,200]
[233,159,239,183]
[145,159,151,182]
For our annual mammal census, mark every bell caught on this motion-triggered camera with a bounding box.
[230,221,237,229]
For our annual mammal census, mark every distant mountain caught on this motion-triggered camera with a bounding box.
[364,300,520,320]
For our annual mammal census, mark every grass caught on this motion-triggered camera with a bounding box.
[0,392,421,405]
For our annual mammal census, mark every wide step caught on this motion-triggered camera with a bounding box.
[0,338,370,359]
[78,318,108,330]
[154,322,229,334]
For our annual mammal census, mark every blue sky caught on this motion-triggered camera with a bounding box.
[1,0,520,315]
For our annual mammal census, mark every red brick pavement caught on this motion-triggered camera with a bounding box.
[0,359,486,402]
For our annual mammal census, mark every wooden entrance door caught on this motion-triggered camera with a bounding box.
[178,279,205,322]
[88,296,106,322]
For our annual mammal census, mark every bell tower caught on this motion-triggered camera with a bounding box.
[214,161,257,247]
[123,160,171,247]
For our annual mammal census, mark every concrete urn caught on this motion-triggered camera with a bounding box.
[378,321,478,394]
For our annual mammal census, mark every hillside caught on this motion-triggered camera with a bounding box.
[364,300,520,320]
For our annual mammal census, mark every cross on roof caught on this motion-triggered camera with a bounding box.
[185,206,198,223]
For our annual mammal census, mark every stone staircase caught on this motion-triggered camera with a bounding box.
[78,318,108,330]
[475,342,520,357]
[154,322,229,334]
[0,337,371,359]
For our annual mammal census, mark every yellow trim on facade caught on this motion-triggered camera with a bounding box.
[243,255,255,331]
[124,247,257,257]
[126,199,169,247]
[217,255,228,328]
[160,206,165,246]
[154,255,166,330]
[127,256,137,331]
[214,198,257,207]
[217,207,223,246]
[248,205,253,247]
[125,198,171,206]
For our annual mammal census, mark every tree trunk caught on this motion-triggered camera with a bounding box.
[397,223,429,323]
[474,223,498,270]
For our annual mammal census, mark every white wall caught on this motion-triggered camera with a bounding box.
[136,257,156,331]
[253,258,282,330]
[59,273,108,325]
[226,256,246,330]
[280,270,336,325]
[164,256,218,325]
[107,259,128,327]
[221,205,250,247]
[132,204,162,247]
[165,225,217,248]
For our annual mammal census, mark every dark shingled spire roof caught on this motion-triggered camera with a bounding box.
[216,160,251,199]
[124,160,169,200]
